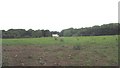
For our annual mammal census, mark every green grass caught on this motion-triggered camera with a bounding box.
[2,35,118,46]
[2,35,118,66]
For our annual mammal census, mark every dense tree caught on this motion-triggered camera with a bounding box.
[44,30,51,37]
[2,23,119,38]
[60,23,119,36]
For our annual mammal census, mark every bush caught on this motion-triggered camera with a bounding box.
[54,37,58,40]
[103,38,106,40]
[76,38,79,41]
[60,38,64,42]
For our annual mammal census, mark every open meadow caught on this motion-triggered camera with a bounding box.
[2,35,118,66]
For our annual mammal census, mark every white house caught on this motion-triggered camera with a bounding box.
[52,34,59,37]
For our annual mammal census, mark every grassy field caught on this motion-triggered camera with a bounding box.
[2,35,118,66]
[2,35,118,46]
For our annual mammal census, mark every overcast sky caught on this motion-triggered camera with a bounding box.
[0,0,119,31]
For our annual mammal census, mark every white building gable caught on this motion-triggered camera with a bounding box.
[52,34,59,37]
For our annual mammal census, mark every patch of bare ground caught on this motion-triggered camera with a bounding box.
[2,45,117,66]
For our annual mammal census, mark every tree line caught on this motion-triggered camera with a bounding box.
[60,23,119,37]
[2,29,57,38]
[2,23,119,38]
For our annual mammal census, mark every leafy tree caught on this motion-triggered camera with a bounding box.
[44,30,51,37]
[2,23,119,38]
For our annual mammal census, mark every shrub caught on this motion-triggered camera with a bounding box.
[60,38,64,42]
[54,37,58,40]
[76,38,79,41]
[103,38,106,40]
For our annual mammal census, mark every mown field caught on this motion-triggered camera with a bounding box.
[2,35,118,66]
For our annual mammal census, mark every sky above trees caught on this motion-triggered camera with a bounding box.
[0,0,119,31]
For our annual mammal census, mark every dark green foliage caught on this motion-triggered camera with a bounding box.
[44,30,51,37]
[51,31,59,35]
[2,23,119,38]
[2,29,53,38]
[60,23,119,37]
[54,37,58,40]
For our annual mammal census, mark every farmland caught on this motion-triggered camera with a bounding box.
[2,35,118,66]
